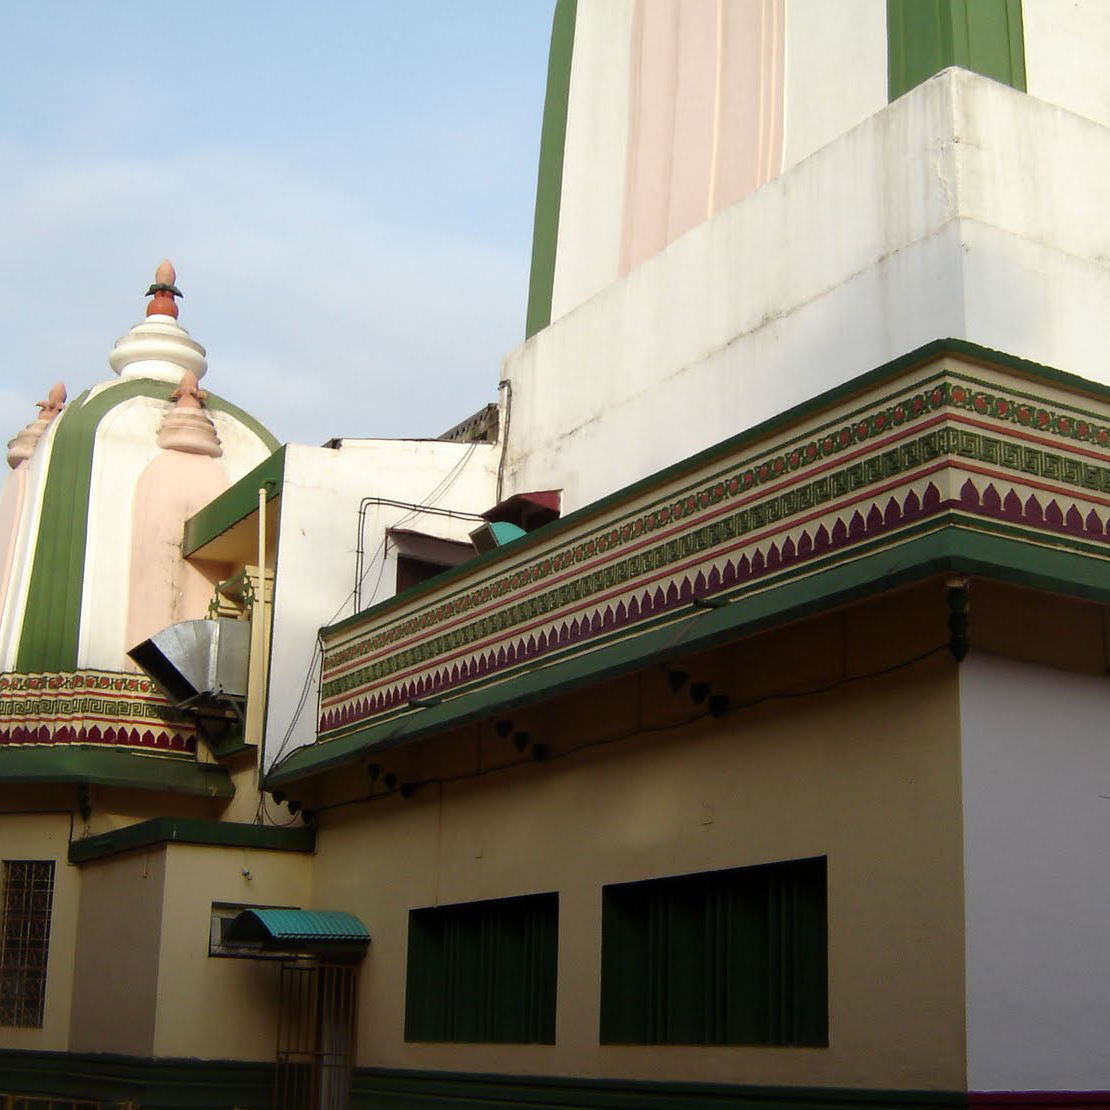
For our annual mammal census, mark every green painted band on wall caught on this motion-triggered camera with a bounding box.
[0,1049,273,1108]
[0,746,233,796]
[525,0,577,339]
[182,444,286,556]
[69,814,314,864]
[888,0,1026,100]
[352,1068,968,1110]
[15,381,277,674]
[0,1049,974,1110]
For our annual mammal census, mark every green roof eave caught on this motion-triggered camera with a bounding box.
[0,747,234,798]
[183,446,286,558]
[271,520,1110,788]
[69,816,315,865]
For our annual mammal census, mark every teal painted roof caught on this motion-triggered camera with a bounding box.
[229,908,369,946]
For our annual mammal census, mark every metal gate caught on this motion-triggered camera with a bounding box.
[273,959,358,1110]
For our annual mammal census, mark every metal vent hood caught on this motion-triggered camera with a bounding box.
[128,618,251,707]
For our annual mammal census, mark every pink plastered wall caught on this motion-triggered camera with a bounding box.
[124,451,231,661]
[620,0,785,275]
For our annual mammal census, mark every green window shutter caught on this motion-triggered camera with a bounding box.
[405,892,558,1044]
[600,857,827,1046]
[887,0,1026,101]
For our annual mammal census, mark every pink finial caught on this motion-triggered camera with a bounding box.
[170,370,207,410]
[36,382,66,422]
[145,259,182,319]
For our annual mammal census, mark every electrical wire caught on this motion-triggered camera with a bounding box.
[260,441,486,810]
[308,641,951,817]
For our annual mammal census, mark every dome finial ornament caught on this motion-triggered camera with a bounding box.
[145,259,183,319]
[109,263,207,382]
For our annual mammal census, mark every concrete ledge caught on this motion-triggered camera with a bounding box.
[69,815,315,865]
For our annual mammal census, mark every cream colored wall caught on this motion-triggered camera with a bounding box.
[308,599,967,1090]
[152,843,312,1060]
[0,813,80,1053]
[69,846,165,1056]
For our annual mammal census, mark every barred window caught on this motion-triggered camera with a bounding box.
[0,860,55,1027]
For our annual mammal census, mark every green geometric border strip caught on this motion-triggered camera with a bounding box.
[0,668,198,753]
[273,521,1110,785]
[317,359,1110,739]
[324,356,1110,677]
[321,338,1110,648]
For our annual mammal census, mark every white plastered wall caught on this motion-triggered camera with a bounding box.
[504,68,971,511]
[549,0,634,322]
[263,440,497,772]
[1024,0,1110,129]
[781,0,887,169]
[0,418,61,671]
[959,653,1110,1091]
[504,69,1110,513]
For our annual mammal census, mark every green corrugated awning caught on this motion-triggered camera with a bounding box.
[226,908,370,955]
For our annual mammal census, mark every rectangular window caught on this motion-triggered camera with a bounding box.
[405,892,558,1044]
[600,856,826,1046]
[0,860,55,1028]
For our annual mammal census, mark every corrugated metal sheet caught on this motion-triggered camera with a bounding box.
[233,908,369,944]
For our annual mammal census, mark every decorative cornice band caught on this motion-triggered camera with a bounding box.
[316,352,1110,745]
[0,668,197,753]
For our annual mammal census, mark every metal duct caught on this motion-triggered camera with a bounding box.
[128,619,251,707]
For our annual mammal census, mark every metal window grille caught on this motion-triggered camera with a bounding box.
[273,959,358,1110]
[0,861,55,1028]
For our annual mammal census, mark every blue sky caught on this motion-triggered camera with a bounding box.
[0,2,555,446]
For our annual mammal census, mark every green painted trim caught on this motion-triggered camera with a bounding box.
[888,0,1026,101]
[524,0,577,339]
[0,746,233,797]
[351,1068,968,1110]
[15,381,276,673]
[206,394,280,455]
[322,337,1110,641]
[69,814,314,864]
[0,1048,272,1107]
[182,445,286,556]
[273,520,1110,786]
